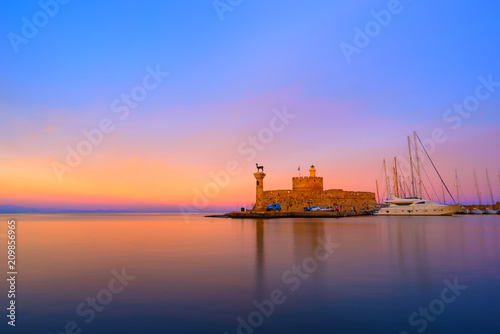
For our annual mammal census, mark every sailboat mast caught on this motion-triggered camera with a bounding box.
[383,159,390,201]
[486,169,494,205]
[414,131,423,199]
[407,136,416,197]
[375,180,380,203]
[394,157,400,198]
[455,169,461,205]
[474,169,482,207]
[393,167,398,197]
[441,183,446,204]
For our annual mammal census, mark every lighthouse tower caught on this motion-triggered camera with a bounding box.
[254,171,266,211]
[309,165,316,177]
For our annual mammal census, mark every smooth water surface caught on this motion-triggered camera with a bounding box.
[1,214,499,334]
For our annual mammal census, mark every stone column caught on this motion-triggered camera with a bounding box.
[254,172,266,211]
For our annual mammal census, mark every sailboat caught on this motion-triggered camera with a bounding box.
[375,132,460,216]
[455,170,469,214]
[498,171,500,214]
[375,196,460,216]
[470,169,483,214]
[484,169,496,214]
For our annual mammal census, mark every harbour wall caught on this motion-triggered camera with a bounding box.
[263,188,376,211]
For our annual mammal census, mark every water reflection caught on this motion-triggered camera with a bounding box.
[246,216,500,309]
[255,219,265,300]
[292,219,325,261]
[1,214,498,334]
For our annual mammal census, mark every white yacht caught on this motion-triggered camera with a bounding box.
[374,196,460,216]
[376,132,460,217]
[470,208,483,214]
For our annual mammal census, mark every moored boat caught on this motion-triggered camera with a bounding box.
[484,170,496,215]
[470,208,483,214]
[374,196,460,216]
[376,132,460,217]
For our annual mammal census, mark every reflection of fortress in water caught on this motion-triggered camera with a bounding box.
[253,219,326,300]
[253,165,376,211]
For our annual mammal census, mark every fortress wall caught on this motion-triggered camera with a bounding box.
[324,189,375,199]
[292,177,323,192]
[324,189,346,197]
[263,189,376,212]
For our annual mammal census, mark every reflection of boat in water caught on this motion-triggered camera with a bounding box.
[374,196,460,216]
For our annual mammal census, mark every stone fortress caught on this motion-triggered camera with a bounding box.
[253,165,376,212]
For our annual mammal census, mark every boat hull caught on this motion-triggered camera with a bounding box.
[374,210,458,216]
[374,203,460,216]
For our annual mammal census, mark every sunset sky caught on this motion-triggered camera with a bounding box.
[1,1,499,210]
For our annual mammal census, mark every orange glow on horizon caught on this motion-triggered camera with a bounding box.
[1,123,499,209]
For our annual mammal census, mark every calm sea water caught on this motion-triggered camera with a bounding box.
[1,213,499,334]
